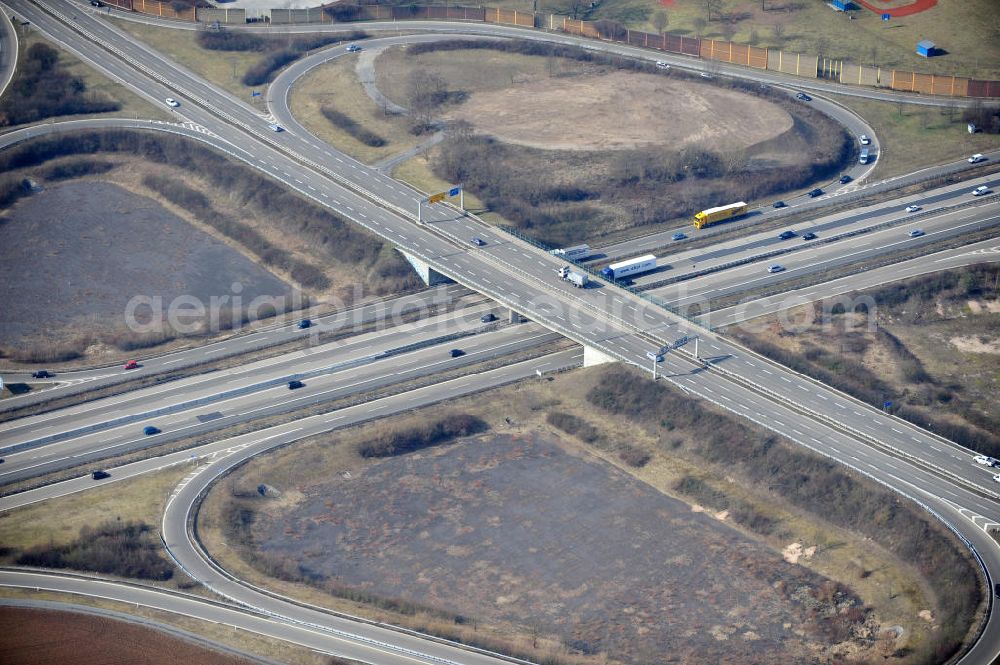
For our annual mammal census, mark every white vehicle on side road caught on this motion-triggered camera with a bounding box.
[973,455,999,467]
[859,134,870,145]
[164,97,179,107]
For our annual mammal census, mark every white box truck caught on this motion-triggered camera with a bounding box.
[557,265,589,288]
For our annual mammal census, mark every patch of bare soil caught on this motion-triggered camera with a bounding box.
[0,606,257,665]
[948,335,999,354]
[0,181,292,347]
[447,72,793,152]
[252,433,861,663]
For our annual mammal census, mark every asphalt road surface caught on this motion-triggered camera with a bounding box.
[705,236,1000,327]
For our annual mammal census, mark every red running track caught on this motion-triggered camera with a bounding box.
[852,0,937,18]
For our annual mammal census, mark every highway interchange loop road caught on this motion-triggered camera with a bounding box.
[0,1,999,662]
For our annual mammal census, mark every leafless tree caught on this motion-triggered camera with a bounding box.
[704,0,722,21]
[771,21,786,48]
[721,13,738,41]
[652,9,669,34]
[408,71,448,126]
[693,16,708,36]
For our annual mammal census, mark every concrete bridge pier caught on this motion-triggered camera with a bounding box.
[583,345,617,367]
[399,250,452,286]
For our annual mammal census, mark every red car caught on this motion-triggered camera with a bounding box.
[124,360,139,370]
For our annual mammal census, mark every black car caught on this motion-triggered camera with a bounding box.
[808,188,824,198]
[480,313,497,323]
[298,319,312,329]
[995,583,1000,598]
[31,370,53,379]
[90,0,103,5]
[92,470,111,480]
[143,426,161,436]
[471,237,485,246]
[778,230,797,240]
[772,200,786,209]
[795,92,811,101]
[839,174,851,184]
[288,380,305,390]
[802,232,817,241]
[449,349,465,358]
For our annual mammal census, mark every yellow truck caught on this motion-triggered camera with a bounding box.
[693,202,748,229]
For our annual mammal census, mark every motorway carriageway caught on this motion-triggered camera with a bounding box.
[0,317,560,483]
[627,175,999,290]
[0,285,476,410]
[704,236,1000,327]
[648,199,1000,307]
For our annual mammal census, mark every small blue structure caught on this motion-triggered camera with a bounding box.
[830,0,853,10]
[916,40,936,57]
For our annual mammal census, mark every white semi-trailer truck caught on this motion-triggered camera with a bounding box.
[600,255,657,280]
[551,244,592,261]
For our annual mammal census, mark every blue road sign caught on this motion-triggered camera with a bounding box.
[881,13,890,21]
[449,186,461,197]
[883,401,893,409]
[251,90,261,97]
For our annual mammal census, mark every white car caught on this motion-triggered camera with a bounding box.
[767,264,784,274]
[905,205,920,213]
[972,186,990,196]
[655,61,670,69]
[993,474,1000,483]
[165,97,179,108]
[859,134,870,145]
[968,153,985,164]
[268,123,283,132]
[973,455,999,467]
[908,229,924,238]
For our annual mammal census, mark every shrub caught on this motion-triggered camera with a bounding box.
[357,413,488,457]
[546,411,601,444]
[38,159,116,181]
[16,520,173,580]
[619,445,651,467]
[0,43,119,126]
[242,49,298,87]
